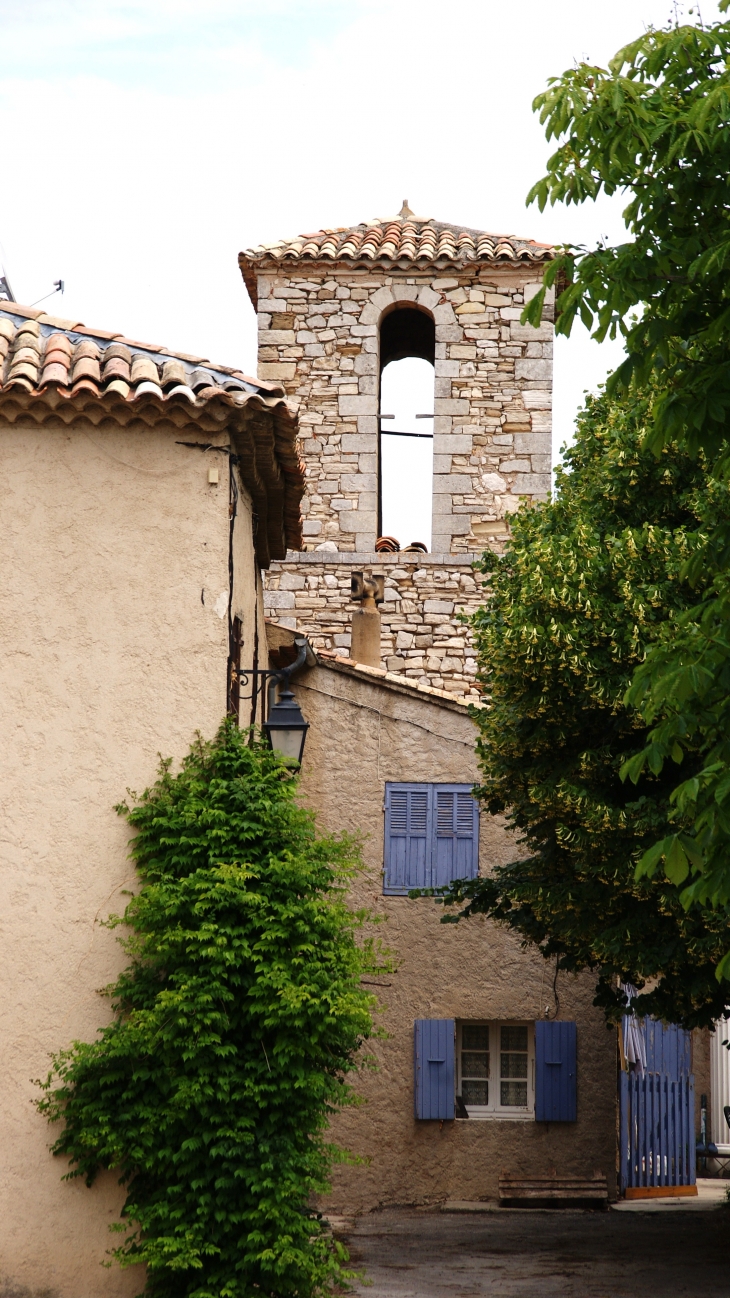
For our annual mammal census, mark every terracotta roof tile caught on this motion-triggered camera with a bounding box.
[41,361,70,385]
[46,333,73,357]
[0,305,279,403]
[13,346,41,367]
[161,359,187,388]
[239,206,553,304]
[75,338,100,358]
[102,355,131,383]
[0,305,276,391]
[130,354,159,385]
[167,383,196,402]
[135,379,164,398]
[105,342,133,362]
[72,356,101,383]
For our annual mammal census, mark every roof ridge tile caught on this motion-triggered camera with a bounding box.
[241,212,553,272]
[239,211,554,308]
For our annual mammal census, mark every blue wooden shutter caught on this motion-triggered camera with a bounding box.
[432,786,479,888]
[414,1019,455,1119]
[384,784,431,894]
[535,1021,577,1122]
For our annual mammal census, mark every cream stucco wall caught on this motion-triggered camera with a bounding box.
[294,662,618,1210]
[0,418,238,1296]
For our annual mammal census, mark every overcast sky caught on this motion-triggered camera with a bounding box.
[0,0,720,462]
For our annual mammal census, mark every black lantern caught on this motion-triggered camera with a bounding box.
[263,685,309,765]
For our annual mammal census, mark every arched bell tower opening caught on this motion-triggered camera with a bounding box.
[378,306,436,551]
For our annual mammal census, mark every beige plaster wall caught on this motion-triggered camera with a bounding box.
[294,663,618,1211]
[0,418,237,1296]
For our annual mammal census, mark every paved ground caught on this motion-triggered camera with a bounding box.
[342,1186,730,1297]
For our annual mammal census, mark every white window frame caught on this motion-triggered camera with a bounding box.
[456,1020,535,1121]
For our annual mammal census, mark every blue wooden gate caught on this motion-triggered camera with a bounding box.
[619,1019,695,1192]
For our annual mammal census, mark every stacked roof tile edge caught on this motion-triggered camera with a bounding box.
[239,215,554,306]
[0,303,305,562]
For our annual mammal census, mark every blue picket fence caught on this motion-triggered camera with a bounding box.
[619,1071,695,1191]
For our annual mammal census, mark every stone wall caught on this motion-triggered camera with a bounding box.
[255,266,553,553]
[264,551,485,700]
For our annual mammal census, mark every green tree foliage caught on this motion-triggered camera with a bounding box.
[525,10,730,458]
[37,722,381,1298]
[521,7,730,933]
[433,385,730,1027]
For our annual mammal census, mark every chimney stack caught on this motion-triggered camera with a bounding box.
[350,572,384,668]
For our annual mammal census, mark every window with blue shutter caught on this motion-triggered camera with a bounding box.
[384,783,478,894]
[535,1020,577,1122]
[384,784,430,893]
[434,788,480,887]
[414,1019,455,1120]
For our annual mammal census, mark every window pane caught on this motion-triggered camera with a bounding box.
[501,1052,528,1079]
[501,1080,528,1107]
[501,1026,528,1052]
[462,1024,489,1051]
[463,1079,488,1105]
[462,1051,489,1079]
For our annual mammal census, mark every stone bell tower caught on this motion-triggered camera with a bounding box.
[239,203,554,698]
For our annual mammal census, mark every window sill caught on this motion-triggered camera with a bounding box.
[457,1112,535,1123]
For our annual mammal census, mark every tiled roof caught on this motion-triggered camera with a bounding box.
[239,204,553,303]
[0,302,278,401]
[0,304,305,563]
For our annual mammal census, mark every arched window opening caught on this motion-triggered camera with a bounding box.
[379,307,435,552]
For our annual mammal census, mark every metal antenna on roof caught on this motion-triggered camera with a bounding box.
[0,269,15,302]
[0,233,16,302]
[30,280,65,307]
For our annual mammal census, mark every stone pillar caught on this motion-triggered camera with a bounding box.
[350,571,384,668]
[351,606,381,667]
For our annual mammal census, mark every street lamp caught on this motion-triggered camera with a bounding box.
[239,636,309,767]
[262,684,310,765]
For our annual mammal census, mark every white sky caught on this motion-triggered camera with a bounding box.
[380,358,434,548]
[0,0,719,470]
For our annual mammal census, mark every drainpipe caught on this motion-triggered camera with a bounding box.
[350,571,384,668]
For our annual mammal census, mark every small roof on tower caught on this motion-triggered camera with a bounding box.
[239,203,553,307]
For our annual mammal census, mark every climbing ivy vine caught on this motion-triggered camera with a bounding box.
[37,721,382,1298]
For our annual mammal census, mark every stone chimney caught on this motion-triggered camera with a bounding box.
[350,572,384,667]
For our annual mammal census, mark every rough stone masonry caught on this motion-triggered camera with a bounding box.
[239,209,555,695]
